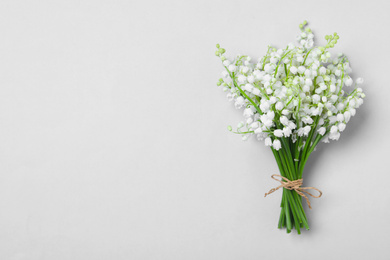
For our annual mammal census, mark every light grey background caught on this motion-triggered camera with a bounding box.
[0,0,388,259]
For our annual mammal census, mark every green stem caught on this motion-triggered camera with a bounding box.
[226,69,263,116]
[283,191,292,232]
[301,116,320,164]
[302,48,313,65]
[299,133,325,178]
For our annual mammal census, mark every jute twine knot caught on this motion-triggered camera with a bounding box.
[264,174,322,209]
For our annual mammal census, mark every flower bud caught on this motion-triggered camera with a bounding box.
[273,139,282,150]
[317,127,326,136]
[265,137,272,146]
[290,66,298,74]
[274,129,284,137]
[330,125,338,134]
[338,123,346,132]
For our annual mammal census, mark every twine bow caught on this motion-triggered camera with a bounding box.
[264,174,322,209]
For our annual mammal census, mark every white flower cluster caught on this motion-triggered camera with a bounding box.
[216,21,365,151]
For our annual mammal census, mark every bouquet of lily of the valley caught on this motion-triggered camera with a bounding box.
[215,21,365,234]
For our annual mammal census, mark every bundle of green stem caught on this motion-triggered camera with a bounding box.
[270,123,324,234]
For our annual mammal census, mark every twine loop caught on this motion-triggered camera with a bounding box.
[264,174,322,209]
